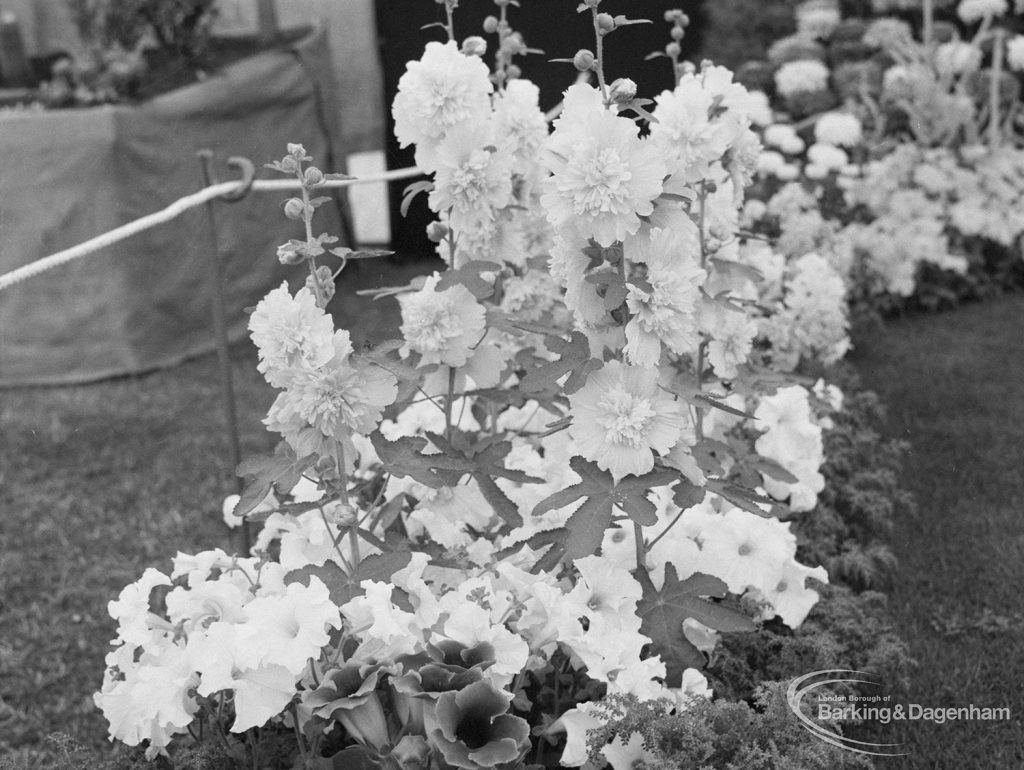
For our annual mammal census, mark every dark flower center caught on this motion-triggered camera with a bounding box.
[455,714,492,749]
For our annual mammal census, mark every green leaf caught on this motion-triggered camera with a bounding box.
[233,442,316,518]
[286,550,414,606]
[369,432,474,489]
[705,478,776,517]
[637,564,755,682]
[531,457,679,561]
[585,270,629,310]
[424,433,543,530]
[689,393,755,420]
[520,332,601,396]
[672,477,707,510]
[400,180,434,217]
[749,456,800,485]
[436,260,503,300]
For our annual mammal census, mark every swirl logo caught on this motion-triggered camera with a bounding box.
[786,669,908,757]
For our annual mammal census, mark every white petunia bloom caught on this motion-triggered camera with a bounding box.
[774,59,831,97]
[399,274,487,367]
[94,641,200,759]
[568,361,686,479]
[542,83,667,246]
[236,577,342,676]
[392,41,494,171]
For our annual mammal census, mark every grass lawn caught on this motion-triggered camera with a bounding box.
[849,294,1024,767]
[0,258,437,767]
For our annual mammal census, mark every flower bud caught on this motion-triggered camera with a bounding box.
[666,41,681,58]
[328,503,359,527]
[306,267,336,302]
[573,49,596,71]
[461,36,487,57]
[671,25,685,41]
[608,77,637,104]
[583,0,601,7]
[283,197,306,220]
[506,63,522,79]
[426,221,450,243]
[596,12,615,33]
[482,15,499,33]
[304,166,325,187]
[287,142,307,159]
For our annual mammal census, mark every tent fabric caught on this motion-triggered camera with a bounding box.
[0,27,349,387]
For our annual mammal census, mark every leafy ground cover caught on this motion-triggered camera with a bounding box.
[0,260,434,768]
[849,294,1024,767]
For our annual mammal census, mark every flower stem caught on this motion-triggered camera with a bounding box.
[445,0,456,42]
[591,8,609,105]
[633,521,645,571]
[445,366,457,442]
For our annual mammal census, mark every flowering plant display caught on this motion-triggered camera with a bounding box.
[93,3,880,768]
[721,0,1024,312]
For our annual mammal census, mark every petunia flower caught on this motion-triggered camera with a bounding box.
[430,679,530,770]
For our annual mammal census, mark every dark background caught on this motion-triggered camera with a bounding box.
[374,0,706,256]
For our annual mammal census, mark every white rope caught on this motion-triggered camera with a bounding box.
[0,166,425,293]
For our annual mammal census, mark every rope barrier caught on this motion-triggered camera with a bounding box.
[0,166,425,294]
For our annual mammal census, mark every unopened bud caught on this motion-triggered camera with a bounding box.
[665,41,681,58]
[482,15,499,33]
[461,36,487,56]
[671,25,685,41]
[596,12,615,33]
[506,63,522,79]
[283,197,306,220]
[426,221,450,243]
[573,48,596,71]
[287,142,307,159]
[704,237,723,254]
[583,0,601,7]
[303,167,324,186]
[306,266,336,302]
[608,77,637,104]
[328,503,359,527]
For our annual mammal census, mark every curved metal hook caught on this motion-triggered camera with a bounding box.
[221,156,257,203]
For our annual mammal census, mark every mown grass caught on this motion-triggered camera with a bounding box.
[849,294,1024,768]
[0,259,436,767]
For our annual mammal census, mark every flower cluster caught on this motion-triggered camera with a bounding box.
[97,5,856,767]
